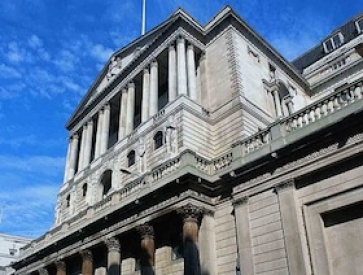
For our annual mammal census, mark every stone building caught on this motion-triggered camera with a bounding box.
[0,234,31,275]
[12,6,363,275]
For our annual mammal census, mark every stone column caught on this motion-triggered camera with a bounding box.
[272,87,283,118]
[137,223,155,275]
[141,68,150,123]
[63,138,72,182]
[198,53,207,105]
[83,120,94,167]
[100,103,111,154]
[38,268,49,275]
[177,37,187,96]
[118,88,128,140]
[168,43,177,102]
[187,44,197,101]
[177,203,203,275]
[106,237,121,275]
[78,124,87,170]
[199,210,217,275]
[149,61,158,117]
[233,196,254,275]
[95,109,104,159]
[55,261,66,275]
[274,179,307,275]
[285,95,294,115]
[80,249,93,275]
[126,82,135,135]
[68,134,79,180]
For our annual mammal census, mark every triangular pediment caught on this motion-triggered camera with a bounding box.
[66,8,207,129]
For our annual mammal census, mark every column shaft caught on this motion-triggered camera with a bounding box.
[55,261,66,275]
[177,38,187,96]
[106,237,121,275]
[126,83,135,135]
[273,89,283,118]
[177,204,202,275]
[83,120,94,167]
[63,138,72,182]
[141,68,150,123]
[118,88,128,140]
[168,44,177,101]
[137,224,155,275]
[100,104,110,154]
[94,109,104,158]
[275,180,308,275]
[68,134,79,179]
[187,44,197,101]
[78,125,87,170]
[233,197,254,275]
[199,212,217,275]
[81,250,93,275]
[149,61,159,117]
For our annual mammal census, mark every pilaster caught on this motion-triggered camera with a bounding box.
[126,82,135,135]
[149,60,159,117]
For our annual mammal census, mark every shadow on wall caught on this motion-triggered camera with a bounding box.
[184,238,201,275]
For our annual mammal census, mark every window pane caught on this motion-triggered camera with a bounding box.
[332,34,342,48]
[325,40,334,52]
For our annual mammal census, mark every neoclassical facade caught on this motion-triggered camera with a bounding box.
[13,7,363,275]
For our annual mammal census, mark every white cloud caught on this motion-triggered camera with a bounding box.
[0,64,21,79]
[90,44,114,63]
[28,35,43,49]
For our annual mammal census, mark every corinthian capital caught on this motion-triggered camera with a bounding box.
[80,249,93,262]
[105,237,120,252]
[136,223,154,239]
[55,260,66,271]
[177,203,203,223]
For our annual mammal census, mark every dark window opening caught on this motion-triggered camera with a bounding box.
[127,150,136,167]
[66,195,71,207]
[322,201,363,227]
[154,131,164,150]
[101,170,112,196]
[82,183,88,198]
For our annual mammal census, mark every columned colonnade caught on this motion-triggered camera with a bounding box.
[36,204,213,275]
[63,37,203,182]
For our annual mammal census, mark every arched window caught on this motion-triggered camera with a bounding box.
[66,195,71,208]
[82,183,88,198]
[101,170,112,196]
[154,131,164,150]
[127,150,136,167]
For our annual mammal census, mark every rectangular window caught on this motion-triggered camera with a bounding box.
[323,33,344,53]
[356,18,363,33]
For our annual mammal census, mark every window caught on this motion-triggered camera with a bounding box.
[356,18,363,33]
[66,195,71,207]
[101,170,112,196]
[323,33,344,53]
[127,150,136,167]
[153,131,164,150]
[82,183,88,198]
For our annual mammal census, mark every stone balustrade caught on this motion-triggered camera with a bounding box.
[285,80,362,133]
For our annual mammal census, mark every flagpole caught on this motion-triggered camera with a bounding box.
[141,0,146,35]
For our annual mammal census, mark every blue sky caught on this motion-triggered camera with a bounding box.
[0,0,361,238]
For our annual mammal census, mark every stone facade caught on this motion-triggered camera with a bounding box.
[12,7,363,275]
